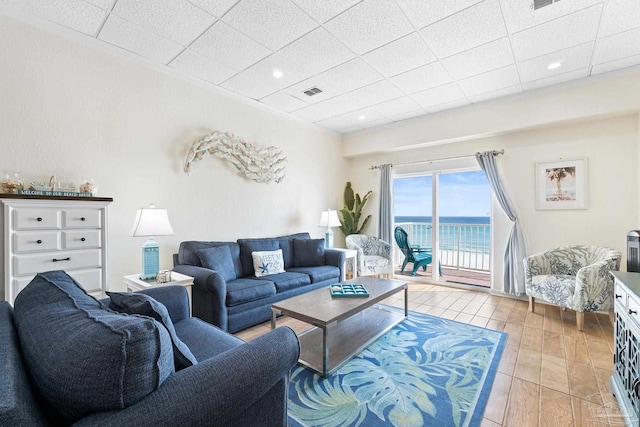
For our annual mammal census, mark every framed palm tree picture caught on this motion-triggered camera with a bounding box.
[535,158,588,210]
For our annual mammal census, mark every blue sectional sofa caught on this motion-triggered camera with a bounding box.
[1,271,299,426]
[173,232,345,333]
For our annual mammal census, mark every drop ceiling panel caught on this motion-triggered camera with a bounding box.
[318,58,383,92]
[291,0,361,23]
[169,49,236,84]
[222,0,318,51]
[278,27,355,75]
[599,0,640,38]
[593,27,640,65]
[259,91,309,112]
[362,32,437,78]
[4,0,107,36]
[349,80,404,106]
[458,64,520,97]
[510,4,602,62]
[468,84,521,104]
[85,0,115,10]
[521,68,589,91]
[518,42,594,83]
[221,53,312,99]
[98,14,183,64]
[190,21,271,72]
[411,82,466,108]
[324,0,414,55]
[500,0,603,34]
[592,55,640,76]
[426,98,470,114]
[390,62,452,94]
[187,0,238,18]
[111,0,215,45]
[374,96,423,117]
[396,0,484,29]
[420,0,507,58]
[441,37,514,80]
[389,108,427,122]
[294,93,361,122]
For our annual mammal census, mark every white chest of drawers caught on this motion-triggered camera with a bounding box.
[1,195,112,304]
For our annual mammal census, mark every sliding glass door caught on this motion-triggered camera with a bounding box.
[393,169,491,287]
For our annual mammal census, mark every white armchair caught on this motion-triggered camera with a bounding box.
[346,234,393,277]
[523,245,621,330]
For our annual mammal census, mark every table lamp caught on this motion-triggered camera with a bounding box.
[319,209,340,248]
[130,204,174,280]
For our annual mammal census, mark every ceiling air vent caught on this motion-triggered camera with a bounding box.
[303,87,323,97]
[533,0,560,10]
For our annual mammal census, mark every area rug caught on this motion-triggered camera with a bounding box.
[287,307,506,427]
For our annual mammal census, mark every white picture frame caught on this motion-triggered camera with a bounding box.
[535,158,588,210]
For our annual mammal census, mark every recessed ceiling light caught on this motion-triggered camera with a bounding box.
[273,69,283,78]
[547,62,562,70]
[358,115,366,120]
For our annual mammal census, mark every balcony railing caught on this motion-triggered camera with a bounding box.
[394,222,491,272]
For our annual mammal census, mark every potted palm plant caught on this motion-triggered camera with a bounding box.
[339,182,372,236]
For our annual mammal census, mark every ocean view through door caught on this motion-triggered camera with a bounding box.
[393,170,491,287]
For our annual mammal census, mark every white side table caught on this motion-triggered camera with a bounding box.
[332,248,358,281]
[123,272,194,314]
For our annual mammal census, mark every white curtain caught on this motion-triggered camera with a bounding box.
[377,164,393,244]
[475,152,526,295]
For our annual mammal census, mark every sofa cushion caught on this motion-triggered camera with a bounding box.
[197,245,237,281]
[252,271,311,292]
[293,238,325,267]
[13,271,174,424]
[226,277,276,306]
[252,249,285,277]
[288,265,340,283]
[238,238,279,277]
[276,233,310,268]
[107,292,198,370]
[173,317,243,361]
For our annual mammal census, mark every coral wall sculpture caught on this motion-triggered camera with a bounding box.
[184,131,286,184]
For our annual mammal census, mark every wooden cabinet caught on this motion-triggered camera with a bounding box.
[1,195,112,304]
[611,271,640,426]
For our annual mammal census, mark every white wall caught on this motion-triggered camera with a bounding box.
[0,17,347,291]
[347,115,639,292]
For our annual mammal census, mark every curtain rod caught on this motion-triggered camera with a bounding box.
[369,149,504,170]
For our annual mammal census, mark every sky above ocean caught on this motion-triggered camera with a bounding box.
[394,171,491,217]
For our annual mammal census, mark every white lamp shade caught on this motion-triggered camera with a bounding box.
[319,209,341,227]
[130,207,174,237]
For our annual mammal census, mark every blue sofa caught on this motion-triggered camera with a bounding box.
[1,271,299,426]
[173,232,345,333]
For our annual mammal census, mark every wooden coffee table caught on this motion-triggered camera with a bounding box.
[271,277,408,377]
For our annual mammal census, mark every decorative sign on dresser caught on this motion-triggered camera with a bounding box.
[611,271,640,426]
[0,194,113,304]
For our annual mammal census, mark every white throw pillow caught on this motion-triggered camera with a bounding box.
[252,249,285,277]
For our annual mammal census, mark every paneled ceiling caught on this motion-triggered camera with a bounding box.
[3,0,640,133]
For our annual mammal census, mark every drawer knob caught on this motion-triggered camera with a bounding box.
[81,237,86,242]
[36,239,42,244]
[629,309,637,315]
[52,257,70,262]
[80,217,86,221]
[37,217,42,222]
[615,294,622,299]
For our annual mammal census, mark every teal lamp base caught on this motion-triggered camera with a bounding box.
[325,228,334,249]
[140,237,160,280]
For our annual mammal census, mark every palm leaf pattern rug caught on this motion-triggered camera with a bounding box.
[288,307,506,427]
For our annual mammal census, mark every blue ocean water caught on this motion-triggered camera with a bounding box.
[395,216,490,254]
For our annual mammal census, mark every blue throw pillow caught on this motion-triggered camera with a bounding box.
[13,271,174,424]
[107,292,198,370]
[293,238,325,267]
[238,239,280,277]
[196,245,237,281]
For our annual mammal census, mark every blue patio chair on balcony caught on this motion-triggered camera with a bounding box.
[394,226,442,277]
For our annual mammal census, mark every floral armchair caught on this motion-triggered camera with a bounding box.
[523,245,621,330]
[346,234,393,277]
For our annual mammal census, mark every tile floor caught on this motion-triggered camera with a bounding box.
[235,282,625,427]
